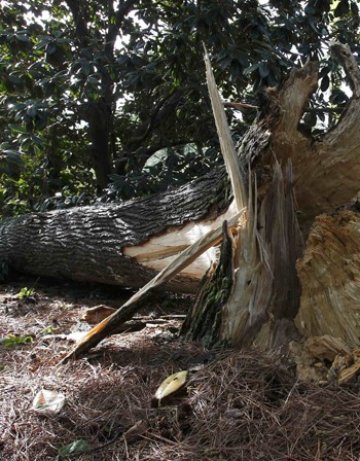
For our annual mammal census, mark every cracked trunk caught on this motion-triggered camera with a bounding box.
[183,43,360,348]
[2,44,360,355]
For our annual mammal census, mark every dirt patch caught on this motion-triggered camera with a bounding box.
[1,277,360,460]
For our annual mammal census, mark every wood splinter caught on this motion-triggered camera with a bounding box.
[61,210,245,362]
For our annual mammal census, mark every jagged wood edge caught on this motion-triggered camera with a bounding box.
[61,51,246,361]
[61,210,244,362]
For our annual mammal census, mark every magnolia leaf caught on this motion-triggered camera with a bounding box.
[154,370,188,400]
[58,439,89,457]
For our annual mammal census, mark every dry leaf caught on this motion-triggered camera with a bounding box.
[154,370,188,400]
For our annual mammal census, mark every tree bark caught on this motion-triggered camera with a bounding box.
[0,168,231,293]
[84,100,114,191]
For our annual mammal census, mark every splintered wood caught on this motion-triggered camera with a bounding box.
[60,43,360,361]
[296,210,360,346]
[290,335,360,384]
[292,208,360,384]
[62,210,244,361]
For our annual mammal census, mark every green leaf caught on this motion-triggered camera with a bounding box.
[243,63,259,76]
[320,74,330,92]
[15,34,30,44]
[258,61,270,79]
[45,43,57,55]
[16,286,35,299]
[351,1,359,16]
[334,0,349,17]
[2,149,22,160]
[27,105,37,117]
[2,334,33,347]
[58,439,90,457]
[8,74,23,85]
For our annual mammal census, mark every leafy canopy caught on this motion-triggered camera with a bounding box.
[0,0,359,216]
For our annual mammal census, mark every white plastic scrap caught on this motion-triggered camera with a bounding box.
[32,389,65,415]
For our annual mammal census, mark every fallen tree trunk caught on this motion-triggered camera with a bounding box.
[2,43,360,355]
[0,168,232,293]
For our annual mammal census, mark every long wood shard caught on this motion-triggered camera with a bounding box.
[204,45,246,212]
[62,210,245,361]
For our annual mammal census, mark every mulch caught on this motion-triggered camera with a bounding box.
[1,278,360,461]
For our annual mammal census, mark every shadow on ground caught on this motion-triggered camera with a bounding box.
[1,276,360,460]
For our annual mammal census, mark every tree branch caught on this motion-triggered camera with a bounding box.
[273,61,319,140]
[331,43,360,97]
[256,44,360,223]
[64,0,89,48]
[126,89,183,150]
[105,0,137,56]
[291,44,360,219]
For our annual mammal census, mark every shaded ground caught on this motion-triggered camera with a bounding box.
[1,277,360,461]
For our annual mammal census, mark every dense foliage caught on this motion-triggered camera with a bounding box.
[0,0,359,217]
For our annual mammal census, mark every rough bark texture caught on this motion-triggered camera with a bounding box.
[181,221,234,347]
[85,101,114,191]
[0,169,230,293]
